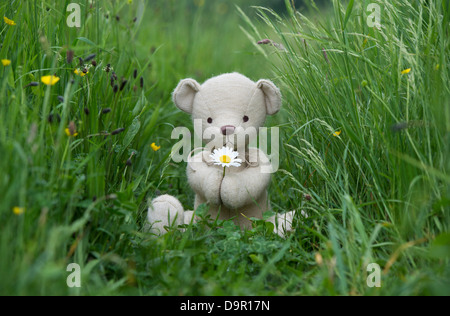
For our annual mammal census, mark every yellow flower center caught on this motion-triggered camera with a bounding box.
[219,155,231,164]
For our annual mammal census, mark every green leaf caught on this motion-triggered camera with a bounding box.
[263,210,276,220]
[265,221,275,234]
[121,118,141,156]
[76,37,97,47]
[343,0,354,30]
[142,103,161,136]
[249,254,264,265]
[132,92,147,117]
[429,233,450,259]
[7,68,15,88]
[195,203,209,217]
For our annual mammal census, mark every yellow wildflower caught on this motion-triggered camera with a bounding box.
[333,131,342,137]
[4,16,16,26]
[151,142,161,151]
[65,128,79,137]
[401,68,411,75]
[74,68,88,77]
[41,75,60,86]
[1,59,11,66]
[13,207,25,215]
[65,121,78,137]
[65,128,78,137]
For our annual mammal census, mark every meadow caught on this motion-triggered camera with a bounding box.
[0,0,448,296]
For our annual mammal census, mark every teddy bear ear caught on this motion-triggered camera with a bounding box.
[256,79,282,115]
[172,78,201,114]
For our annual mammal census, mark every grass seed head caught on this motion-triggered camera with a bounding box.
[111,128,125,135]
[68,121,76,133]
[120,80,128,91]
[66,50,74,64]
[84,54,96,62]
[322,48,330,64]
[257,39,272,45]
[47,113,61,124]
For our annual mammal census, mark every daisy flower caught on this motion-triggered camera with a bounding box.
[210,146,242,168]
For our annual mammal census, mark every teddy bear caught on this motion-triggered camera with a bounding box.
[147,72,296,237]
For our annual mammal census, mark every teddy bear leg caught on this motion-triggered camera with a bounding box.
[147,194,185,236]
[268,210,307,238]
[183,211,196,225]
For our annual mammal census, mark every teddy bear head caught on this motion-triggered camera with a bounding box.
[172,72,281,150]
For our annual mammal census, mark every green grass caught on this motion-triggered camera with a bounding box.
[240,0,450,294]
[0,0,448,296]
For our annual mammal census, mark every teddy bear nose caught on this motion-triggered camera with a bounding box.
[221,125,235,135]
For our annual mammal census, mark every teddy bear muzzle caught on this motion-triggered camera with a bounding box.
[221,125,235,135]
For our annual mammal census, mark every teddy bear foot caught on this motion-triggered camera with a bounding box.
[147,194,186,236]
[268,210,308,238]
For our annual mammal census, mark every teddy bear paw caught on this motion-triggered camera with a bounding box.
[270,210,308,238]
[147,194,185,235]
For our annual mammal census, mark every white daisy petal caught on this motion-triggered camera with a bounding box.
[210,146,242,168]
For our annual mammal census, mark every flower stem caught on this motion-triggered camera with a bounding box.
[222,166,226,178]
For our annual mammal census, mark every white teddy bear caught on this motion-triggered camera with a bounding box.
[147,73,296,237]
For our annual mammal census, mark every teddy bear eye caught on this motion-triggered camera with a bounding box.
[207,117,213,124]
[243,115,249,122]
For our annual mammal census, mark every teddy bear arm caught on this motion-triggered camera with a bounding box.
[220,165,271,209]
[187,159,223,206]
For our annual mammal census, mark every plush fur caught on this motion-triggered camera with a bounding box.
[147,73,296,237]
